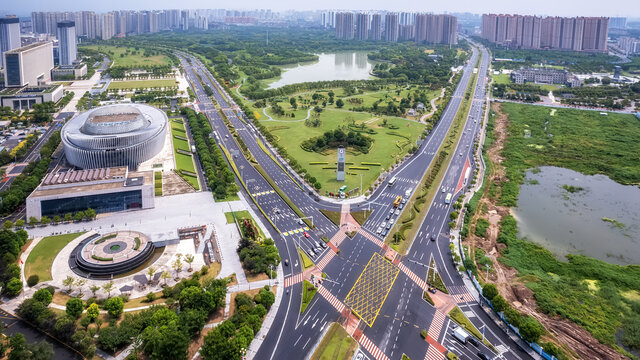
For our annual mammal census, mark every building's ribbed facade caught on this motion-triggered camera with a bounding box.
[62,104,167,170]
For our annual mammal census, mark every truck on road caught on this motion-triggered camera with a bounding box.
[453,327,470,344]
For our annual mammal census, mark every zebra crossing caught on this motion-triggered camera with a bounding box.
[316,250,336,271]
[428,310,447,342]
[424,345,445,360]
[358,229,385,248]
[358,334,390,360]
[448,285,475,303]
[284,273,303,288]
[397,263,427,291]
[317,285,345,313]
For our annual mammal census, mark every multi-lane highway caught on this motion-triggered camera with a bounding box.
[177,40,534,360]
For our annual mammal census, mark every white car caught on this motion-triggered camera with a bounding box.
[376,227,383,234]
[381,221,387,229]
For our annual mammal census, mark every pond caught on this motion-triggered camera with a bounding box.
[266,51,374,89]
[512,166,640,265]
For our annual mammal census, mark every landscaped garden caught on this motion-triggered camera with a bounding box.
[169,118,200,190]
[25,232,86,282]
[107,79,177,90]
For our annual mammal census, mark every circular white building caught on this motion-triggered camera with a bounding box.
[62,104,167,169]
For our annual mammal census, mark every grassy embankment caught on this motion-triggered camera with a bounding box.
[488,102,640,356]
[387,53,482,254]
[169,119,200,190]
[25,232,86,281]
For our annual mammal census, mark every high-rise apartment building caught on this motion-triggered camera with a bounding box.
[355,13,369,41]
[482,14,608,52]
[609,17,626,29]
[100,13,116,40]
[384,13,399,42]
[370,14,381,41]
[335,12,355,40]
[181,10,189,30]
[0,17,21,68]
[414,14,457,45]
[57,21,77,65]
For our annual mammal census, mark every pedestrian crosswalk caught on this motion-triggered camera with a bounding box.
[316,250,336,271]
[424,345,445,360]
[317,285,345,313]
[358,229,384,248]
[448,285,475,303]
[397,263,427,291]
[281,227,310,237]
[330,231,347,247]
[359,334,390,360]
[428,310,447,342]
[284,273,303,288]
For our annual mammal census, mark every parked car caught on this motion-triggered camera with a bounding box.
[376,227,383,234]
[381,229,388,237]
[381,221,387,229]
[320,242,327,249]
[395,209,400,216]
[477,352,491,360]
[468,337,479,347]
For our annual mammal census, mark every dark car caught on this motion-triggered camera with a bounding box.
[284,259,289,266]
[468,337,479,347]
[477,352,491,360]
[430,234,436,241]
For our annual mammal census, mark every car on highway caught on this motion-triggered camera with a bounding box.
[431,234,436,241]
[284,259,289,266]
[376,227,383,234]
[477,352,491,360]
[468,337,479,347]
[303,231,310,238]
[442,187,446,193]
[298,219,304,225]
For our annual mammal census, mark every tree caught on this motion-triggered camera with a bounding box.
[104,297,124,319]
[161,271,171,286]
[28,217,39,227]
[33,288,53,305]
[75,278,87,296]
[147,266,156,284]
[519,316,544,343]
[27,275,39,287]
[90,285,100,297]
[3,220,13,230]
[6,278,22,296]
[74,211,85,222]
[102,281,115,297]
[184,254,194,272]
[482,283,498,301]
[40,216,51,225]
[142,320,189,360]
[85,208,96,220]
[336,98,344,108]
[52,215,61,224]
[62,276,75,293]
[86,303,100,322]
[172,258,183,278]
[491,295,509,313]
[254,286,275,310]
[289,97,297,110]
[179,286,215,314]
[179,308,207,338]
[15,219,24,228]
[54,315,77,341]
[66,298,84,318]
[64,213,72,222]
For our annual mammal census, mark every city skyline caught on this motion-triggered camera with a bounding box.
[2,0,639,18]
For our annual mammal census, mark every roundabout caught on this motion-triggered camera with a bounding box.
[69,231,159,278]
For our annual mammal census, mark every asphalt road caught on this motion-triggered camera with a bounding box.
[177,41,534,360]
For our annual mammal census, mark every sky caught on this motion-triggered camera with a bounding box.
[3,0,639,18]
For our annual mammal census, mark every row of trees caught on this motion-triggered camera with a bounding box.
[0,228,29,296]
[25,208,96,227]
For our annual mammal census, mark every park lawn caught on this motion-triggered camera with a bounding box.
[319,209,341,226]
[108,79,177,90]
[301,280,317,313]
[261,109,425,192]
[170,119,199,190]
[81,45,171,67]
[492,73,511,84]
[25,232,86,282]
[351,210,372,225]
[310,322,358,360]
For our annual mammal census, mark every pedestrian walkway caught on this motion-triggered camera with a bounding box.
[315,250,336,271]
[317,285,345,313]
[284,273,303,288]
[356,333,390,360]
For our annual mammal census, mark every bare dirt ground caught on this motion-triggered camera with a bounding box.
[464,102,625,360]
[163,171,196,196]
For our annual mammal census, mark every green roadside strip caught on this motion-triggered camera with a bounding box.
[219,143,280,233]
[254,163,314,229]
[301,279,317,313]
[298,248,314,269]
[449,306,495,351]
[256,137,304,190]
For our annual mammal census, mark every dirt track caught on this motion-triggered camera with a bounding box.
[465,103,626,360]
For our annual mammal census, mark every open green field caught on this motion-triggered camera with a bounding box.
[492,73,557,91]
[81,45,171,67]
[108,79,177,90]
[25,232,85,282]
[169,119,199,190]
[489,102,640,356]
[261,109,425,192]
[310,322,358,360]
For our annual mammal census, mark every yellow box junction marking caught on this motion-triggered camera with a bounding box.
[344,253,400,327]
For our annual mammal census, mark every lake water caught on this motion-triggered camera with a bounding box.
[266,52,374,89]
[512,166,640,265]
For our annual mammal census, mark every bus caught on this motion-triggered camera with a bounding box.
[444,193,452,204]
[393,196,402,208]
[339,185,348,193]
[388,177,397,187]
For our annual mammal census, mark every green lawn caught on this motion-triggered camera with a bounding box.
[81,45,171,67]
[492,73,511,84]
[310,322,358,360]
[108,79,177,90]
[319,209,341,226]
[351,210,372,225]
[262,109,425,192]
[298,248,314,269]
[25,232,85,282]
[301,280,317,313]
[169,118,199,190]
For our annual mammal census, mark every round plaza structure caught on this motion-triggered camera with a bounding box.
[70,231,157,278]
[62,104,167,170]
